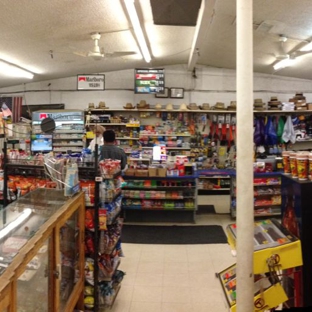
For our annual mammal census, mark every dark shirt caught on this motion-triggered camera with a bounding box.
[100,145,127,170]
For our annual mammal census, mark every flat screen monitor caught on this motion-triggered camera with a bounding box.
[134,68,165,94]
[31,134,53,153]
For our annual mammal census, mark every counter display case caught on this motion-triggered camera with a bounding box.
[0,188,85,311]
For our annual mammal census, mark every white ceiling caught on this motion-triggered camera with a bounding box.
[1,0,312,89]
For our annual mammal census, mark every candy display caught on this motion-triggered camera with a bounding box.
[99,159,121,178]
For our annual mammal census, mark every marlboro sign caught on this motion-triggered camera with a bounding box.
[77,74,105,90]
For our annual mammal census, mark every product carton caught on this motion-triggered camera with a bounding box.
[157,168,167,177]
[148,167,157,177]
[135,169,149,177]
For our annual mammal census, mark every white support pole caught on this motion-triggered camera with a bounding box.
[236,0,254,312]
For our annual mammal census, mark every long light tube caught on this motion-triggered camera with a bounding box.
[273,58,297,71]
[0,208,32,240]
[0,59,34,79]
[124,0,151,63]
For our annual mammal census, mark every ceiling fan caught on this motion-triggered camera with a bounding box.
[272,35,312,70]
[73,32,137,61]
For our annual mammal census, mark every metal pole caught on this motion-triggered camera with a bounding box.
[236,0,254,311]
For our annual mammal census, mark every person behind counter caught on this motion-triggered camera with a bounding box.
[100,129,127,170]
[88,125,105,152]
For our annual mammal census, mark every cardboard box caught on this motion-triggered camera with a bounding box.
[135,169,148,177]
[148,167,157,177]
[157,168,167,177]
[307,103,312,110]
[124,168,135,176]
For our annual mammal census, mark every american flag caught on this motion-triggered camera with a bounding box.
[1,97,23,122]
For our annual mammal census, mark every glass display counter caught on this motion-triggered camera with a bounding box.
[0,188,85,312]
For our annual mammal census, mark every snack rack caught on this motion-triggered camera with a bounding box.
[84,144,125,311]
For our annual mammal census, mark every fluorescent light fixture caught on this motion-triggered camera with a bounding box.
[124,0,151,63]
[0,59,34,79]
[0,208,32,240]
[300,41,312,52]
[273,58,297,71]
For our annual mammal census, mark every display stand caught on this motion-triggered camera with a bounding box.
[85,144,124,311]
[219,218,303,311]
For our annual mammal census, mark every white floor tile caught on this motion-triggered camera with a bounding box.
[163,261,188,275]
[161,302,193,312]
[162,272,190,287]
[162,286,192,303]
[130,301,162,312]
[109,299,131,312]
[135,272,163,287]
[132,285,162,302]
[137,261,164,274]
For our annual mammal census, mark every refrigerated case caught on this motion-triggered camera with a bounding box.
[0,188,85,311]
[32,110,84,153]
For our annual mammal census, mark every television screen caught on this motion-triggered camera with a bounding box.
[31,134,53,152]
[134,68,165,94]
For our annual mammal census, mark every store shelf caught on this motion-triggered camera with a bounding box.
[116,137,140,140]
[54,130,85,133]
[198,188,230,191]
[139,133,191,137]
[100,284,121,309]
[123,186,196,190]
[100,258,121,282]
[231,210,281,218]
[122,206,195,210]
[141,146,190,150]
[254,183,281,186]
[53,136,83,139]
[53,143,84,146]
[123,196,194,200]
[129,157,151,161]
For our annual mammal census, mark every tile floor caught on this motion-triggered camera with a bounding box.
[112,214,235,312]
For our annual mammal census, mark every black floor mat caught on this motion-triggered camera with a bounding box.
[121,224,228,244]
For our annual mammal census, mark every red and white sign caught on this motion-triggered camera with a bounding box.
[77,74,105,90]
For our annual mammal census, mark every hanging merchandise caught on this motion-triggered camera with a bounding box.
[254,116,265,146]
[282,116,296,144]
[277,116,285,144]
[264,116,278,146]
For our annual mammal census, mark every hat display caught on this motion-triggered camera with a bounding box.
[212,102,226,110]
[227,101,236,111]
[187,103,199,110]
[124,103,135,109]
[155,103,162,110]
[166,103,174,110]
[294,92,306,100]
[254,99,265,110]
[179,103,188,111]
[267,96,282,110]
[88,103,95,109]
[137,100,149,109]
[97,101,109,109]
[199,103,210,110]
